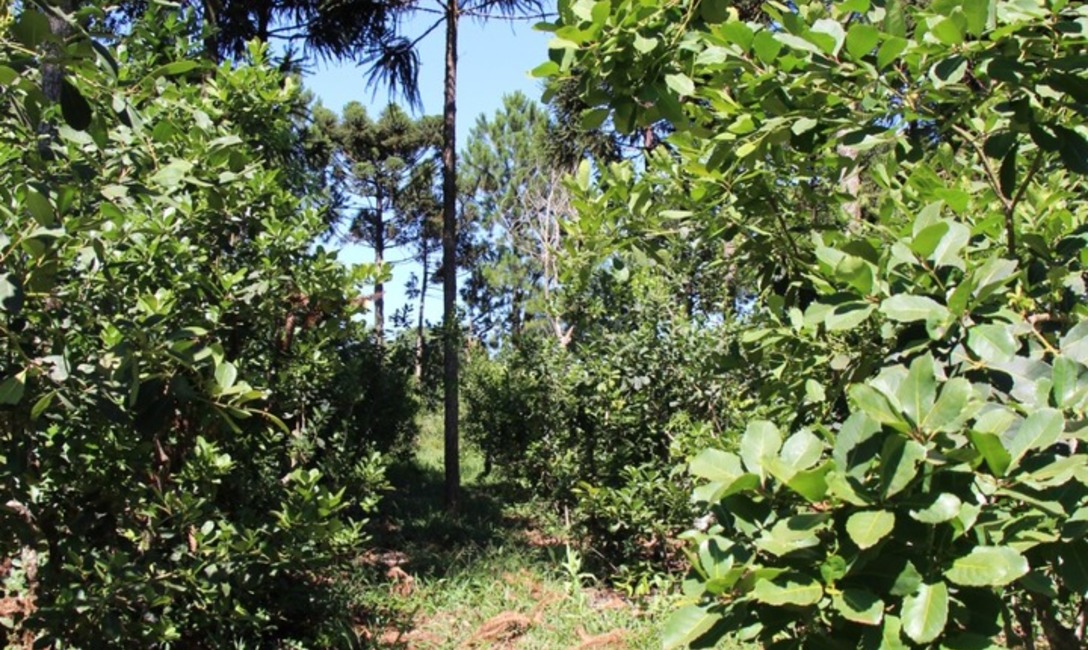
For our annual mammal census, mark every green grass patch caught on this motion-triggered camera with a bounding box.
[350,418,671,649]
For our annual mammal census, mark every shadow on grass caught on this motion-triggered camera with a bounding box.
[366,458,564,579]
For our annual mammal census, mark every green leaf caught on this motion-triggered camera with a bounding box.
[665,73,695,97]
[880,295,949,323]
[149,60,201,79]
[945,546,1029,587]
[215,362,238,391]
[846,510,895,549]
[898,355,936,428]
[968,324,1018,364]
[752,575,823,606]
[891,561,923,596]
[719,21,754,50]
[849,384,907,429]
[877,36,908,70]
[1052,356,1081,408]
[881,437,926,498]
[780,430,822,471]
[740,420,782,478]
[752,30,783,63]
[530,61,560,78]
[999,141,1018,200]
[921,378,972,433]
[901,582,948,644]
[833,588,884,625]
[1053,125,1088,175]
[60,79,92,131]
[25,187,54,226]
[150,159,194,188]
[13,10,50,48]
[1007,408,1064,468]
[633,33,657,53]
[1060,321,1088,364]
[0,370,27,405]
[930,17,964,45]
[969,431,1011,477]
[910,493,961,524]
[690,448,743,482]
[580,107,609,130]
[0,272,24,316]
[810,19,845,57]
[662,605,721,650]
[931,55,968,87]
[845,24,880,61]
[786,462,832,502]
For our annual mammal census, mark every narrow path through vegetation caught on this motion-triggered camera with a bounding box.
[353,424,664,649]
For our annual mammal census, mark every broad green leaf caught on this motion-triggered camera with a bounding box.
[877,36,908,70]
[891,561,923,596]
[945,546,1029,587]
[901,582,948,644]
[930,17,964,45]
[215,362,238,391]
[719,21,754,50]
[880,295,949,323]
[0,370,27,405]
[825,302,875,331]
[756,514,828,557]
[898,355,936,428]
[690,448,743,482]
[833,588,884,625]
[845,24,880,61]
[60,78,92,131]
[25,187,54,226]
[846,510,895,549]
[1051,356,1082,408]
[881,437,926,498]
[662,605,721,650]
[752,575,823,606]
[785,462,832,502]
[810,19,845,56]
[780,430,822,471]
[149,60,200,79]
[910,493,961,524]
[665,73,695,97]
[740,420,782,478]
[921,378,972,433]
[849,384,907,429]
[833,412,881,470]
[1059,541,1088,597]
[969,431,1011,476]
[967,324,1018,364]
[150,159,194,188]
[1006,408,1064,468]
[0,273,24,316]
[1061,321,1088,364]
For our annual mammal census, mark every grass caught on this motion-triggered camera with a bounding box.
[350,417,669,649]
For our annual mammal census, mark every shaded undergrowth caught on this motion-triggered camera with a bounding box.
[348,420,665,649]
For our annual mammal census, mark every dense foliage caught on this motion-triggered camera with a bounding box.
[543,0,1088,647]
[0,5,414,647]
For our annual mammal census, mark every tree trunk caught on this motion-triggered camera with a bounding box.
[374,197,385,342]
[202,0,221,63]
[442,0,461,513]
[415,246,428,381]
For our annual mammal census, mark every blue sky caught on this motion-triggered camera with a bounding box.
[302,9,552,332]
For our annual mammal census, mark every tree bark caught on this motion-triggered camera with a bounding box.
[442,0,460,512]
[415,246,428,380]
[374,196,385,342]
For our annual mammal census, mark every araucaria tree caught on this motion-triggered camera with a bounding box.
[321,102,440,340]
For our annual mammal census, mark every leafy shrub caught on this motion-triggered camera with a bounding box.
[543,0,1088,646]
[0,5,408,646]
